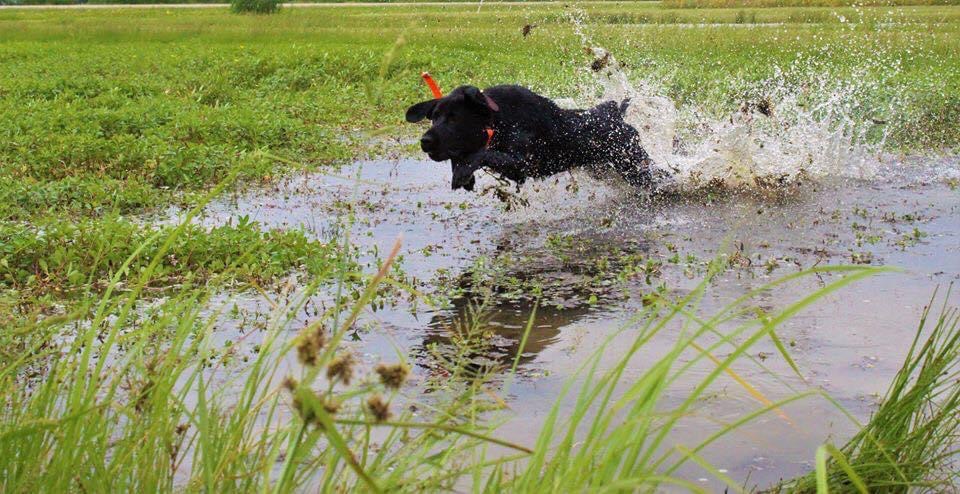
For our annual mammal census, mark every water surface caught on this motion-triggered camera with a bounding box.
[183,156,959,490]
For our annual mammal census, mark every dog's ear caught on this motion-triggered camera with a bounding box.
[406,99,438,123]
[463,86,499,112]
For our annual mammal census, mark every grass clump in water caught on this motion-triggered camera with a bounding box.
[783,292,960,492]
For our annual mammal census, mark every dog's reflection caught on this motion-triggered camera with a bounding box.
[410,218,653,379]
[411,294,601,378]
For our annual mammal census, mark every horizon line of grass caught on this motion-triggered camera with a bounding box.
[662,0,960,8]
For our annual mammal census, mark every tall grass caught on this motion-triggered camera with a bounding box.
[785,290,960,492]
[3,207,958,492]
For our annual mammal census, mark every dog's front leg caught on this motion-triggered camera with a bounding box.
[451,150,527,190]
[451,158,479,191]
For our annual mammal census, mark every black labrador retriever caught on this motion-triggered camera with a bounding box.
[405,84,653,191]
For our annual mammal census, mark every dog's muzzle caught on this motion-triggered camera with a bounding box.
[420,134,437,153]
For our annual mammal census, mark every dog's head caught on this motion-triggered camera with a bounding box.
[405,85,499,162]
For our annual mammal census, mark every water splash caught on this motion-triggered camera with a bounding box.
[562,9,899,192]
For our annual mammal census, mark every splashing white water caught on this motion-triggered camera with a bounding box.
[562,9,897,191]
[491,8,957,226]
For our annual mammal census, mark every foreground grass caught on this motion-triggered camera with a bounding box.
[783,295,960,492]
[2,227,958,491]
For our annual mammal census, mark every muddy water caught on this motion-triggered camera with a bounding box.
[186,157,958,490]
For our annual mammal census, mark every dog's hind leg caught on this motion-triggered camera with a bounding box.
[611,130,654,188]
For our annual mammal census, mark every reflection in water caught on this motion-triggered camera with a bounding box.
[417,296,592,373]
[413,221,655,374]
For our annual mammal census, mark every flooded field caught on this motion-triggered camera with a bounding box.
[4,3,960,491]
[182,154,959,490]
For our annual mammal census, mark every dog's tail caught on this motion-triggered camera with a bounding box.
[619,98,631,116]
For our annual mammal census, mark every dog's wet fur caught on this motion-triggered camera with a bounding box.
[406,85,654,191]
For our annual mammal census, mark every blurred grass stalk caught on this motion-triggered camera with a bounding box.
[0,222,958,492]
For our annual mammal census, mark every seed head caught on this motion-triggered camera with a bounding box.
[375,362,410,390]
[291,392,317,423]
[326,353,355,385]
[366,395,391,423]
[296,324,327,367]
[281,376,298,392]
[288,386,339,428]
[323,399,341,415]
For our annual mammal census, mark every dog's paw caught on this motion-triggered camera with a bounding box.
[451,168,476,191]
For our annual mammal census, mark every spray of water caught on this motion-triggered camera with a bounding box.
[487,8,956,226]
[561,9,902,192]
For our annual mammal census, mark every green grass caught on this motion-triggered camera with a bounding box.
[1,3,958,311]
[663,0,960,8]
[2,232,958,491]
[0,214,340,302]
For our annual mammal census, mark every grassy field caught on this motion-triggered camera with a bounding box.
[1,2,959,492]
[663,0,960,8]
[2,3,958,304]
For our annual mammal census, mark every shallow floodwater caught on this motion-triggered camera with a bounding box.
[178,156,959,490]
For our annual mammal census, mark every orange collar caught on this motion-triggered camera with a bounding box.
[484,127,494,148]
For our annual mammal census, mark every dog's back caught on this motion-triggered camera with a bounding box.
[482,86,643,176]
[496,88,649,181]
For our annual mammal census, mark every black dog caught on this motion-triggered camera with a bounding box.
[406,84,653,191]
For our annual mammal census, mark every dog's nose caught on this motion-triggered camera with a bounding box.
[420,134,436,152]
